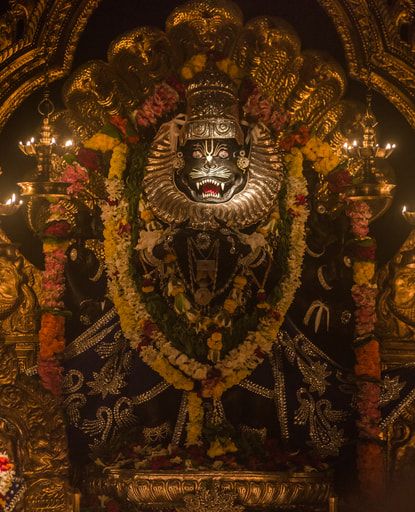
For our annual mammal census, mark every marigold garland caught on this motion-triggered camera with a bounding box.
[95,140,309,448]
[347,199,384,497]
[75,58,365,458]
[85,73,310,447]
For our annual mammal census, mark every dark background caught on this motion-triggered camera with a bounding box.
[0,0,413,267]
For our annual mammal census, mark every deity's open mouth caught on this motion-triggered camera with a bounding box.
[196,179,224,198]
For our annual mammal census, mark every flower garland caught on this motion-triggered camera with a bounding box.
[78,57,358,454]
[96,134,308,448]
[37,212,71,398]
[84,70,310,448]
[0,453,14,512]
[132,83,180,128]
[346,200,384,497]
[37,155,91,397]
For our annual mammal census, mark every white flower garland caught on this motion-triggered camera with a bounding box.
[100,142,308,394]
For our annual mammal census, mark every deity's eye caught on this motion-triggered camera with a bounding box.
[218,149,229,159]
[192,150,203,159]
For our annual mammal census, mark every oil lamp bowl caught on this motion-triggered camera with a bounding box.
[18,181,70,197]
[402,210,415,227]
[0,203,21,216]
[344,182,395,222]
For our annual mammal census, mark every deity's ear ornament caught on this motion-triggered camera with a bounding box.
[143,61,284,230]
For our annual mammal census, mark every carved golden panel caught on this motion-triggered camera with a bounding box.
[317,0,415,127]
[0,0,100,132]
[0,343,71,511]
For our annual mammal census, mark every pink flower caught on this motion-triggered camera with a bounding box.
[118,221,131,235]
[44,220,70,238]
[134,84,179,127]
[37,356,64,397]
[41,248,67,309]
[60,162,89,196]
[243,88,290,133]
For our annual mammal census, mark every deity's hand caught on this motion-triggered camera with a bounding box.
[65,241,108,329]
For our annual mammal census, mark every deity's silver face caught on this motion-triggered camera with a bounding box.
[174,138,247,203]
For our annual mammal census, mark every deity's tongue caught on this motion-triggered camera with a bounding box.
[202,182,220,195]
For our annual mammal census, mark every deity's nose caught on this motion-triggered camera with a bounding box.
[204,155,216,169]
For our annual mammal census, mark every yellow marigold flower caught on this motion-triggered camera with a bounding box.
[84,133,119,153]
[313,159,327,175]
[207,438,238,459]
[211,331,222,342]
[109,143,128,179]
[207,439,225,458]
[353,261,375,285]
[188,392,203,412]
[43,240,70,253]
[141,209,155,222]
[181,54,207,80]
[186,423,203,446]
[189,53,207,71]
[301,136,320,162]
[328,153,340,169]
[257,302,271,309]
[224,439,238,453]
[216,58,245,84]
[181,65,193,80]
[223,298,238,314]
[234,276,247,289]
[284,146,304,178]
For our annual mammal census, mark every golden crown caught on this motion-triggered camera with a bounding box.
[180,58,244,145]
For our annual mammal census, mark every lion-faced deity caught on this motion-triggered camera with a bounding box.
[143,59,283,231]
[174,137,248,203]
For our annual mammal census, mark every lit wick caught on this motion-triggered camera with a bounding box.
[5,193,16,205]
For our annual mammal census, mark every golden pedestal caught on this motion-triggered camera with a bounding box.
[86,469,333,511]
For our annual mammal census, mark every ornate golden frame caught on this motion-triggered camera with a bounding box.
[2,1,415,509]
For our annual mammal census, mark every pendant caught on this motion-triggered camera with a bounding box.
[194,286,213,306]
